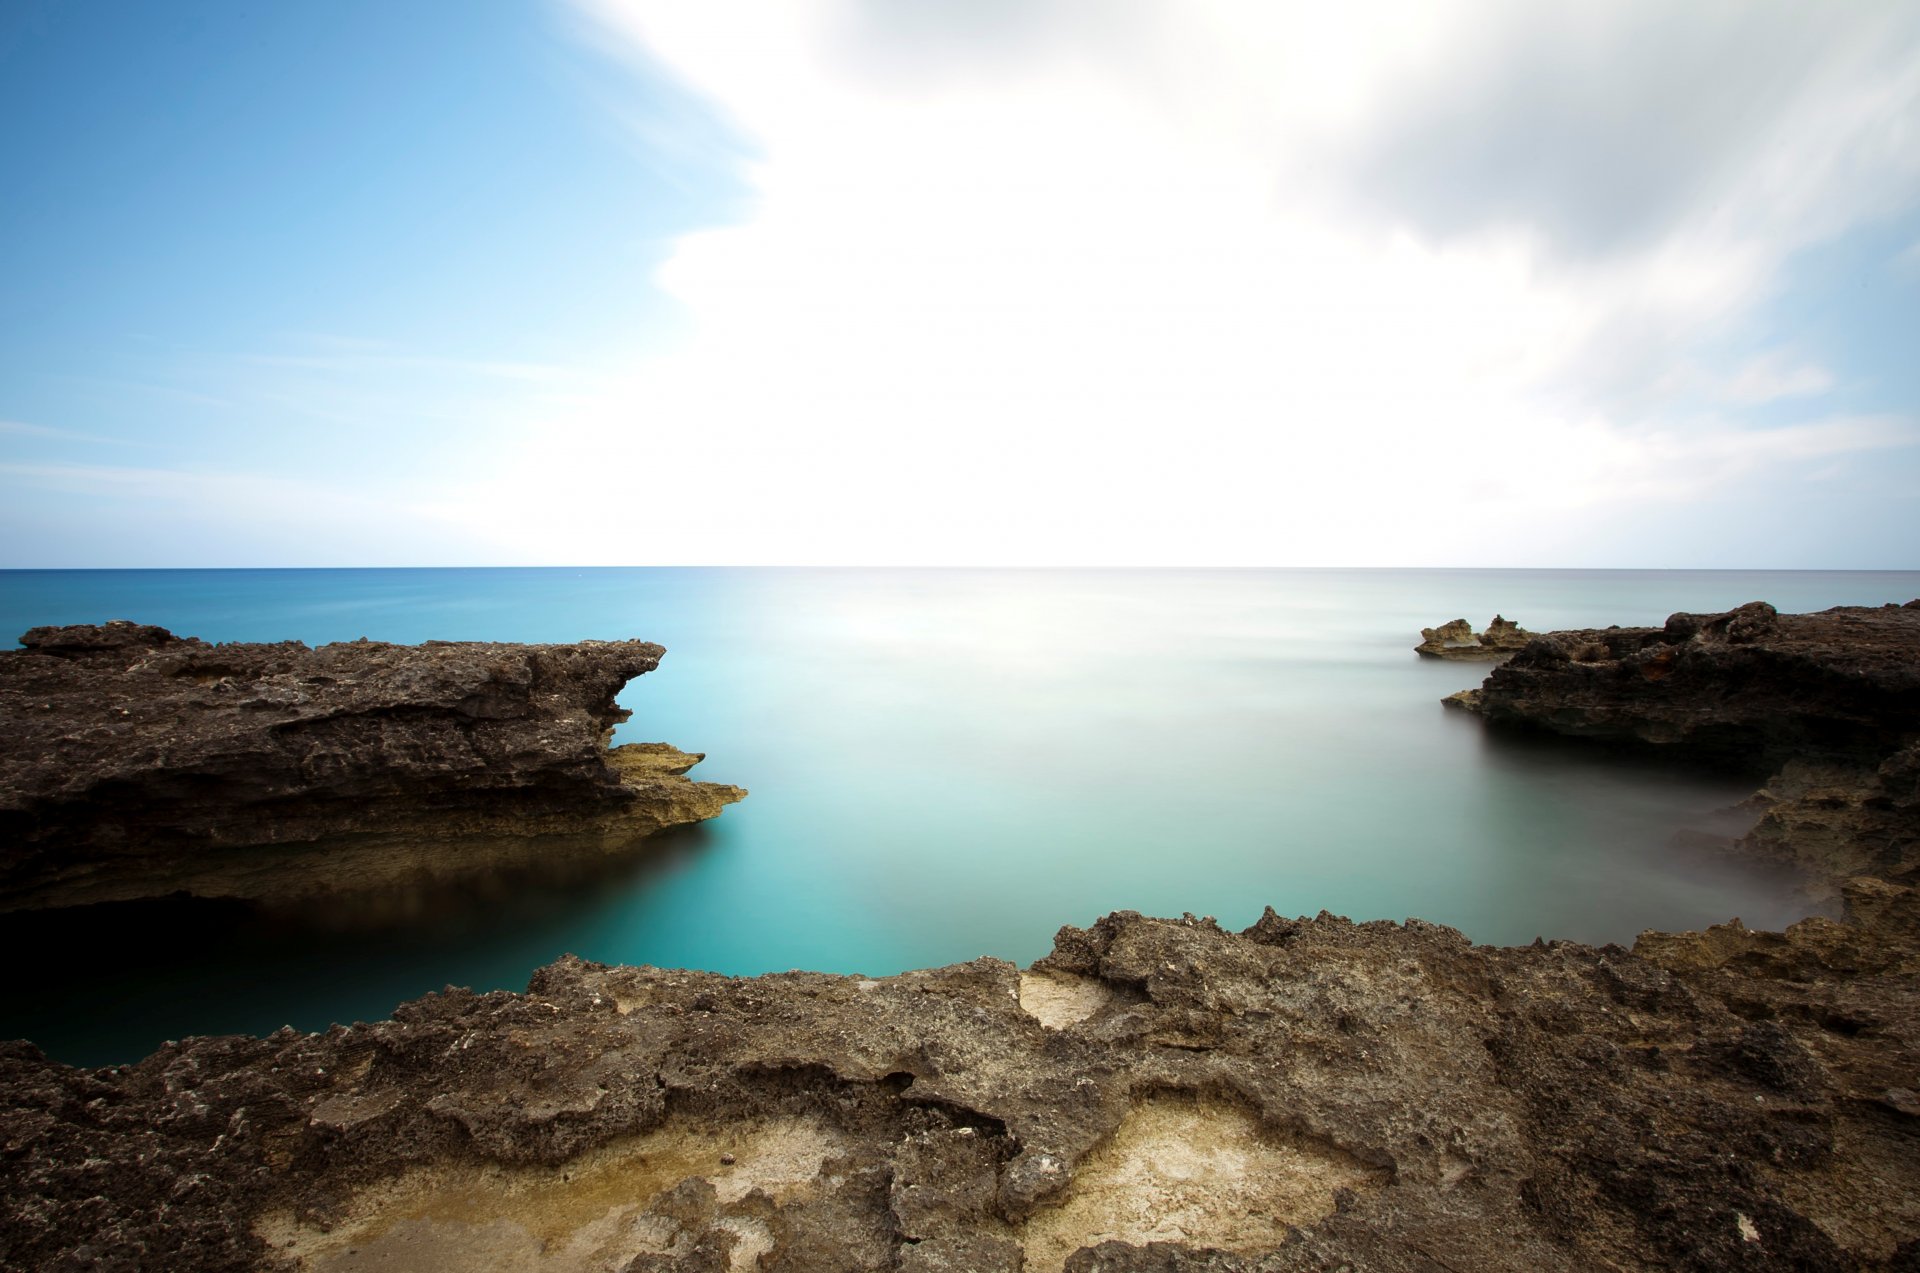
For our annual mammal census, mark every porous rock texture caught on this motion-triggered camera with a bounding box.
[1414,615,1533,660]
[2,894,1918,1272]
[1448,601,1920,896]
[0,622,744,911]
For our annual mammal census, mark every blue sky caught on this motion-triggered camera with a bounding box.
[3,0,1918,567]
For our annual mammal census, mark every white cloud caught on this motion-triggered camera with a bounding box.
[463,0,1920,566]
[1659,350,1837,408]
[1720,357,1835,407]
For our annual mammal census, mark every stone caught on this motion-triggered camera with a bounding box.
[4,604,1918,1269]
[1414,615,1534,660]
[1449,601,1920,895]
[2,901,1917,1271]
[0,623,744,911]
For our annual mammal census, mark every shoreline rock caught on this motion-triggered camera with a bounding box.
[0,622,744,911]
[1415,615,1532,660]
[3,605,1918,1269]
[2,897,1916,1271]
[1444,601,1920,898]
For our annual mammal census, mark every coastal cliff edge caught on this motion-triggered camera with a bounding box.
[0,622,744,911]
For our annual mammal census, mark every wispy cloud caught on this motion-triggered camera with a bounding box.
[0,461,493,566]
[46,377,239,410]
[1,420,67,439]
[1718,354,1836,407]
[1897,238,1920,278]
[0,419,120,445]
[0,460,292,493]
[245,352,580,384]
[1342,3,1920,261]
[1657,350,1837,408]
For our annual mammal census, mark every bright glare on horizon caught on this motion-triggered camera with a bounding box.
[1,1,1917,567]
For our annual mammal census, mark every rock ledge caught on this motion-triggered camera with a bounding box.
[1446,601,1920,896]
[0,622,744,911]
[2,895,1916,1271]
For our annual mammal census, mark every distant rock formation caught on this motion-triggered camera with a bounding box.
[1414,614,1533,660]
[0,622,744,911]
[1447,600,1920,897]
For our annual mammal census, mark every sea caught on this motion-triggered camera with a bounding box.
[3,567,1916,1066]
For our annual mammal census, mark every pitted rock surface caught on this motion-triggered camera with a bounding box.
[0,623,743,910]
[2,898,1918,1272]
[1414,615,1533,660]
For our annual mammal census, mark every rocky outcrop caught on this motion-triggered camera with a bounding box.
[0,622,744,911]
[1446,601,1920,895]
[3,893,1918,1272]
[4,603,1917,1270]
[1415,615,1532,660]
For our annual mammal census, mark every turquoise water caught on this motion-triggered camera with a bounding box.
[3,567,1916,1065]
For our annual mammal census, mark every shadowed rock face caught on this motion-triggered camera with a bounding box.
[2,897,1917,1272]
[0,622,744,911]
[1447,601,1920,895]
[1447,601,1920,765]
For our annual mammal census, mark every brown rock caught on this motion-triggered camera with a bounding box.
[1415,615,1534,660]
[0,623,744,910]
[2,905,1917,1271]
[1450,601,1920,893]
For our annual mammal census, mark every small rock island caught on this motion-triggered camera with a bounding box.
[1414,615,1533,659]
[0,621,744,912]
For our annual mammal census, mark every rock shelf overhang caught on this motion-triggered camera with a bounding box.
[0,622,744,911]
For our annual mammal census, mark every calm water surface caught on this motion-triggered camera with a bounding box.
[3,567,1916,1065]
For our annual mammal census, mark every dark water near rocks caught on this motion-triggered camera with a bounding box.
[4,567,1917,1066]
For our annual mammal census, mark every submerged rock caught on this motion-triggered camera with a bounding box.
[1415,615,1533,660]
[2,899,1918,1271]
[1449,601,1920,895]
[0,622,744,911]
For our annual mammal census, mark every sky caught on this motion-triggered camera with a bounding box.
[2,0,1918,568]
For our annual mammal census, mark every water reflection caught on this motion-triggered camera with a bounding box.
[0,825,723,1063]
[1456,718,1817,943]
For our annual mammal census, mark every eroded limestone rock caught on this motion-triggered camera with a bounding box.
[1415,615,1533,660]
[1449,601,1920,894]
[0,623,744,910]
[3,902,1917,1271]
